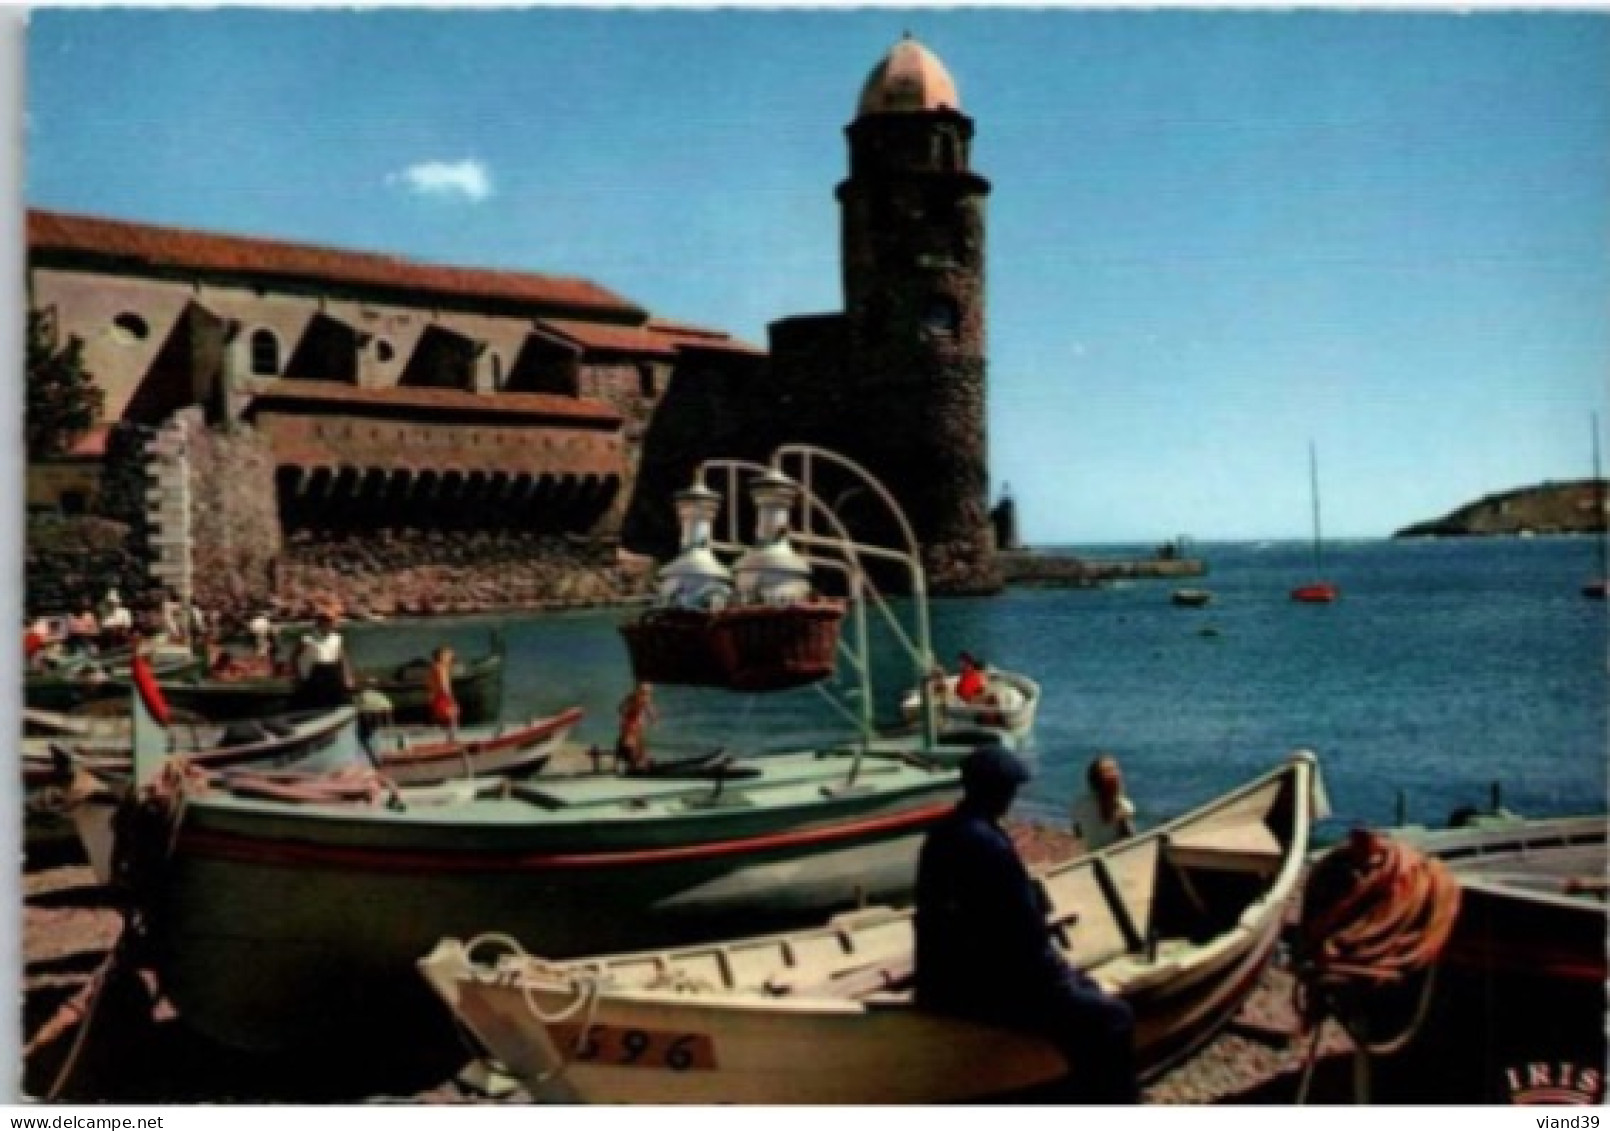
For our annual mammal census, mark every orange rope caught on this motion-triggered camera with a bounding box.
[1294,828,1462,1033]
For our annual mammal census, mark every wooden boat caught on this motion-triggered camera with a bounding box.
[1291,442,1338,603]
[43,702,366,874]
[1377,814,1607,1103]
[359,707,581,786]
[1171,588,1214,608]
[27,704,581,795]
[153,647,505,725]
[69,701,976,1052]
[418,751,1324,1104]
[24,647,202,714]
[898,669,1040,747]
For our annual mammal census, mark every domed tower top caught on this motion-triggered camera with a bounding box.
[856,35,961,117]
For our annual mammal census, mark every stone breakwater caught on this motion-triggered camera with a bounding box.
[272,529,655,621]
[998,550,1206,588]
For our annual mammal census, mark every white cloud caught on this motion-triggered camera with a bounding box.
[388,159,494,203]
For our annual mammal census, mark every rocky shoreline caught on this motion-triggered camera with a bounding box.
[19,816,1361,1105]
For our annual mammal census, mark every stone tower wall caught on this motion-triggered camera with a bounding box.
[834,110,999,594]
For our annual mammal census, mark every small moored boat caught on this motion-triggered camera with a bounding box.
[154,646,505,725]
[898,669,1040,747]
[419,751,1324,1104]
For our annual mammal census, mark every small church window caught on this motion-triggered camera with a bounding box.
[376,339,395,363]
[111,312,149,344]
[638,364,657,398]
[250,329,281,376]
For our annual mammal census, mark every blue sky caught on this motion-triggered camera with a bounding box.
[25,9,1610,543]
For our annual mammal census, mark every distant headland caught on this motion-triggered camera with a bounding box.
[1393,479,1607,539]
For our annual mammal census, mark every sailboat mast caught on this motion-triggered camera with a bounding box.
[1309,441,1324,576]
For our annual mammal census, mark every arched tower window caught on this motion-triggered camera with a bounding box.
[922,295,960,337]
[250,329,281,376]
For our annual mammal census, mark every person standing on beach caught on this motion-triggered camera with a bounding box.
[426,645,460,740]
[916,742,1138,1104]
[292,610,355,711]
[615,681,658,773]
[1070,755,1137,853]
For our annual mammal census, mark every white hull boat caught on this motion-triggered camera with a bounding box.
[420,751,1324,1104]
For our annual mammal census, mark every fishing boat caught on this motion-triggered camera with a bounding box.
[1378,814,1607,1103]
[897,668,1040,748]
[24,646,202,714]
[28,701,582,795]
[1171,588,1214,608]
[153,645,505,725]
[419,751,1325,1104]
[358,706,581,786]
[1291,442,1338,603]
[69,730,971,1052]
[71,446,992,1053]
[47,692,367,875]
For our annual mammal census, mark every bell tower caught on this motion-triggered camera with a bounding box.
[836,35,998,593]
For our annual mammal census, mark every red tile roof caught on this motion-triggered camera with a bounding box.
[28,209,642,317]
[250,380,622,425]
[535,318,679,358]
[64,425,112,458]
[648,317,766,357]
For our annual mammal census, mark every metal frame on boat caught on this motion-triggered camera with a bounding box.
[70,446,1000,1054]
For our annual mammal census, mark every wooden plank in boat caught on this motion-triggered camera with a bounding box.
[1038,867,1129,966]
[1167,821,1282,873]
[769,958,914,1000]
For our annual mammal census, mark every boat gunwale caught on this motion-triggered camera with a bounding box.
[490,753,1319,1004]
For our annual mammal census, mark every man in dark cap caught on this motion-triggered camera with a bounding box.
[915,741,1138,1103]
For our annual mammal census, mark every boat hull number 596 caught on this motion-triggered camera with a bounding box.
[552,1023,718,1071]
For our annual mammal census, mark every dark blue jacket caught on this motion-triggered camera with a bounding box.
[914,801,1072,1021]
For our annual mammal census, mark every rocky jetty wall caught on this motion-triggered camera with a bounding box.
[999,550,1206,588]
[272,530,654,620]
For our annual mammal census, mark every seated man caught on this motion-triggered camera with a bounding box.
[915,742,1138,1104]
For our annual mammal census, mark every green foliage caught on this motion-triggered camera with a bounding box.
[27,308,104,459]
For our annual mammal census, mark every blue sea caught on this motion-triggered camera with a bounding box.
[343,536,1607,835]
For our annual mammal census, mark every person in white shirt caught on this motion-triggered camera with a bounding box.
[291,611,354,711]
[160,591,185,643]
[100,590,133,645]
[248,611,275,660]
[1069,754,1137,852]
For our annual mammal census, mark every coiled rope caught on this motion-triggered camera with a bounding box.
[460,932,605,1086]
[1291,828,1463,1101]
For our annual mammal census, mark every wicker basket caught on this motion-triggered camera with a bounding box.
[707,600,846,692]
[619,609,731,688]
[619,601,845,692]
